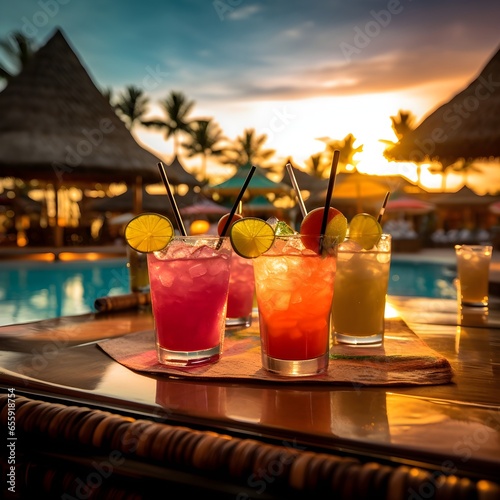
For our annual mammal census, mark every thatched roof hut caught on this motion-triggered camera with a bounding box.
[165,155,203,188]
[386,44,500,164]
[0,28,161,185]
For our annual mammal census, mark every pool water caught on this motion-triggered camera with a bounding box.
[388,260,457,299]
[0,258,458,327]
[0,258,130,326]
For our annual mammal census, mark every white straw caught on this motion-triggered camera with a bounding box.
[286,162,307,218]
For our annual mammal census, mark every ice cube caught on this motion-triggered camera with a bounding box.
[339,240,363,253]
[168,241,192,259]
[283,238,303,254]
[192,244,217,259]
[189,262,208,278]
[208,258,229,276]
[158,268,175,287]
[377,253,391,264]
[272,292,291,310]
[266,216,279,229]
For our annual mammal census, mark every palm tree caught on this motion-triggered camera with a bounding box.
[317,133,363,173]
[221,128,275,168]
[181,119,226,182]
[114,85,149,130]
[390,110,416,141]
[381,110,422,182]
[142,90,195,155]
[305,152,324,178]
[381,110,416,151]
[0,31,36,82]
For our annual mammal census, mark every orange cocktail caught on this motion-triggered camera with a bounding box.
[252,234,337,376]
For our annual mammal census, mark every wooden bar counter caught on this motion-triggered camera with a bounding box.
[1,296,500,498]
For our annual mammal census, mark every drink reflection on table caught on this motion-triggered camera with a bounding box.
[260,389,332,434]
[455,321,492,365]
[457,306,489,328]
[330,390,391,442]
[156,380,228,417]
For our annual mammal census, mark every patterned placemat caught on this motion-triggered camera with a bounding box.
[97,317,453,386]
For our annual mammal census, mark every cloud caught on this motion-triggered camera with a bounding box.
[226,4,262,21]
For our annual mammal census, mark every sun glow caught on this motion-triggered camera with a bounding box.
[132,90,498,194]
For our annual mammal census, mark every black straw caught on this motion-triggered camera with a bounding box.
[157,162,187,236]
[377,191,391,224]
[319,150,340,251]
[217,165,257,249]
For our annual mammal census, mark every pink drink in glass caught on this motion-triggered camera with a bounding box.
[226,251,255,328]
[147,236,232,366]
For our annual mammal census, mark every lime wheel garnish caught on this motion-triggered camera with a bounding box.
[229,217,275,258]
[124,213,174,253]
[348,213,382,249]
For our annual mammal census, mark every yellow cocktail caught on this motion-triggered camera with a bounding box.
[332,234,391,346]
[455,244,492,307]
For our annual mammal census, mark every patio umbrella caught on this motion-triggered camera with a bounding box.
[245,195,278,214]
[179,196,228,216]
[385,198,436,215]
[387,44,500,164]
[280,164,329,192]
[331,172,393,200]
[489,201,500,215]
[204,163,291,198]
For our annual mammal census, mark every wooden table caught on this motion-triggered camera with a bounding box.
[1,296,499,499]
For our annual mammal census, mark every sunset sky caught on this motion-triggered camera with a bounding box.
[1,0,500,192]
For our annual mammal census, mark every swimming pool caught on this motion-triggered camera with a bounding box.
[388,259,457,300]
[0,258,130,327]
[0,257,458,327]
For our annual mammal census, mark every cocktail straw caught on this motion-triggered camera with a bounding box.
[319,150,340,239]
[157,162,187,236]
[285,162,307,218]
[217,165,257,249]
[377,191,391,224]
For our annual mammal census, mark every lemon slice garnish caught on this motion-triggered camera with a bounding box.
[348,213,382,249]
[230,217,275,258]
[124,213,174,253]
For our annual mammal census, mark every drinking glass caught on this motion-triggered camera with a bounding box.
[225,251,255,328]
[147,236,232,366]
[455,244,492,307]
[252,234,337,376]
[332,234,392,346]
[127,246,150,293]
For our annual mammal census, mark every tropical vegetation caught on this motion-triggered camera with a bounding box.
[0,30,482,193]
